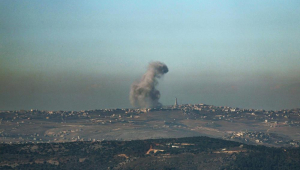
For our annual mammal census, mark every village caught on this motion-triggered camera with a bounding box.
[1,104,300,147]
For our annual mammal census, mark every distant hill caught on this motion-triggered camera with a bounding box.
[1,106,300,147]
[0,136,300,170]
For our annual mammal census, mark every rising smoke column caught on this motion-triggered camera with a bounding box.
[130,61,168,108]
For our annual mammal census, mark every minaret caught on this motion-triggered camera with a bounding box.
[174,97,178,107]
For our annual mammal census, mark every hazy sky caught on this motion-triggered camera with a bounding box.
[1,0,300,111]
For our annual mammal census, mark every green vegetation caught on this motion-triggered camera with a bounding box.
[224,145,300,170]
[0,136,299,169]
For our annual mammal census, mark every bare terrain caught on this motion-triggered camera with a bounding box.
[1,104,300,147]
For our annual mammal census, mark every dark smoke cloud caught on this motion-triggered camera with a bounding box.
[130,61,168,108]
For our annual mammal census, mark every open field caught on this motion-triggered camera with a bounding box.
[1,106,300,147]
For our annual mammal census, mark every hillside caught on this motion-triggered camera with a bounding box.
[1,106,300,148]
[1,136,300,170]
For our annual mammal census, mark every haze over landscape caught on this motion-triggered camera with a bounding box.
[1,0,300,111]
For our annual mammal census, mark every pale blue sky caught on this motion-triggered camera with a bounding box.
[1,0,300,110]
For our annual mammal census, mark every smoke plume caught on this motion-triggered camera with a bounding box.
[130,61,169,108]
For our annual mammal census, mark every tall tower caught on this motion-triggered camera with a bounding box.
[174,97,178,107]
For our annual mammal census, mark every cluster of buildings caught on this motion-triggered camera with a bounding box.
[0,103,299,145]
[224,131,300,147]
[173,103,300,126]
